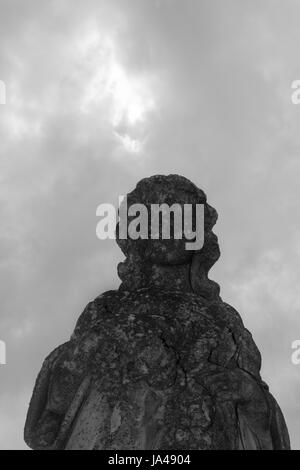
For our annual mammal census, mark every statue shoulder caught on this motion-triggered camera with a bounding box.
[24,342,69,449]
[71,290,120,340]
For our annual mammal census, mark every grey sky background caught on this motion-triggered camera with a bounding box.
[0,0,300,449]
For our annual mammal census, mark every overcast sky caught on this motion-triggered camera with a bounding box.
[0,0,300,449]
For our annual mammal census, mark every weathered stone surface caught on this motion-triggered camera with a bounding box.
[24,174,290,450]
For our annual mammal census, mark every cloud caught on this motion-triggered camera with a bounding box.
[0,0,300,448]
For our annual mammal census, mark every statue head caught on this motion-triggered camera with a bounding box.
[116,174,220,300]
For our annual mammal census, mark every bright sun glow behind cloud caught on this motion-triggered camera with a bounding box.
[0,26,157,154]
[108,62,155,127]
[78,29,156,154]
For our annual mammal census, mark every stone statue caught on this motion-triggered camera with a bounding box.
[24,175,290,450]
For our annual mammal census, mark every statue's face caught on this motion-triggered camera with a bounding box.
[116,178,217,265]
[117,200,193,265]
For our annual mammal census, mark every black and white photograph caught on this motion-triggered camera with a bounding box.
[0,0,299,454]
